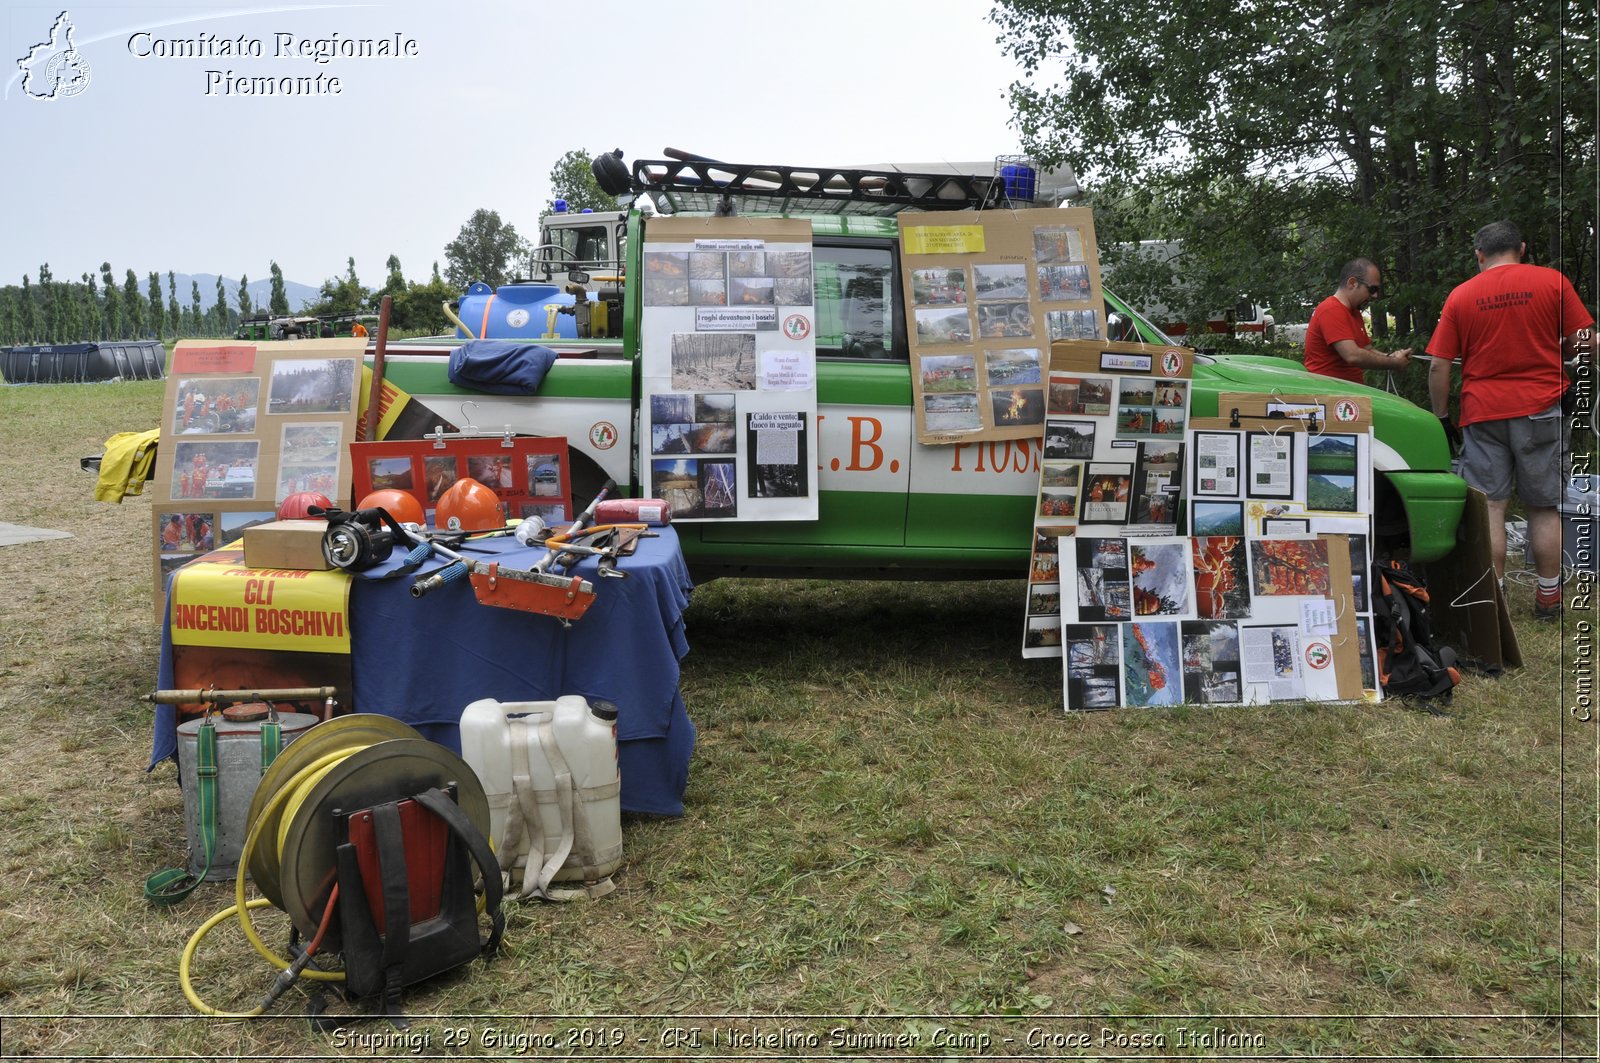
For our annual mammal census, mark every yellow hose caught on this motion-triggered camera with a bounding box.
[441,300,481,339]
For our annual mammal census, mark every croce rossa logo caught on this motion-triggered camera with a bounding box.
[17,10,91,100]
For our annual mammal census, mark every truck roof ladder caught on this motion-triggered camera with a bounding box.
[626,157,1032,217]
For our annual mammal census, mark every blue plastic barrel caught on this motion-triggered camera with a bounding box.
[455,281,588,340]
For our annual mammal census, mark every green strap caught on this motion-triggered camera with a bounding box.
[145,717,219,905]
[259,720,282,773]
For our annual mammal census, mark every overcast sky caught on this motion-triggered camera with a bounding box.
[1,0,1029,290]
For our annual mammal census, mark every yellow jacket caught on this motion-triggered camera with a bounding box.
[95,428,161,503]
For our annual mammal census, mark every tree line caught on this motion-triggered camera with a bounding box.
[1,252,470,347]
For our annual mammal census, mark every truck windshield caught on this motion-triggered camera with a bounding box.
[814,245,896,359]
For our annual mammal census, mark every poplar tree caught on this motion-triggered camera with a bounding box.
[238,274,252,319]
[18,276,38,342]
[167,272,181,337]
[148,272,164,339]
[100,263,121,340]
[269,261,289,314]
[123,269,145,338]
[213,275,229,333]
[38,263,58,342]
[190,281,202,336]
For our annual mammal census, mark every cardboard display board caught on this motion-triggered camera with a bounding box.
[1058,535,1361,709]
[1040,379,1380,708]
[1022,340,1194,659]
[349,435,572,529]
[153,339,365,617]
[638,217,819,522]
[900,207,1106,445]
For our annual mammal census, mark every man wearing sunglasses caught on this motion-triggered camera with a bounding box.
[1426,220,1594,619]
[1303,257,1414,383]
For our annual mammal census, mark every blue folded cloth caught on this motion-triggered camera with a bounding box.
[447,340,559,395]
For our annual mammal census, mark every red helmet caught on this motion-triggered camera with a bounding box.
[278,491,332,520]
[437,477,503,531]
[358,488,425,526]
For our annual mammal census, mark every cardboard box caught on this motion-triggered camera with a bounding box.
[243,519,333,571]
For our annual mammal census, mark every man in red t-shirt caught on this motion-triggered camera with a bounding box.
[1303,257,1413,383]
[1427,220,1595,618]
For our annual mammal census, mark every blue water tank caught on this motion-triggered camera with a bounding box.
[455,281,597,340]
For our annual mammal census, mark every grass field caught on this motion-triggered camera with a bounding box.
[0,375,1594,1059]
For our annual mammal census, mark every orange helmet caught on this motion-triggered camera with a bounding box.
[278,491,332,520]
[358,488,425,526]
[436,477,502,531]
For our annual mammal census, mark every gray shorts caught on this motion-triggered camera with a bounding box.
[1460,401,1565,507]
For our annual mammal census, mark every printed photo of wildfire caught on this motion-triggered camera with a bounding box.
[990,386,1045,427]
[1249,537,1332,596]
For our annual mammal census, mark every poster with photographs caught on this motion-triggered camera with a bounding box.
[151,338,366,618]
[900,207,1103,444]
[639,217,818,522]
[1021,340,1195,659]
[348,436,572,528]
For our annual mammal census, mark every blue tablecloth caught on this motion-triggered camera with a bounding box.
[151,528,696,816]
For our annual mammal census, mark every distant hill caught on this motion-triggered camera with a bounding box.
[168,273,322,315]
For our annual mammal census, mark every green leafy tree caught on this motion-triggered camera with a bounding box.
[100,263,121,340]
[994,0,1597,335]
[544,149,627,216]
[311,257,372,318]
[190,281,203,336]
[391,273,458,333]
[380,254,406,299]
[123,269,145,338]
[443,209,530,289]
[237,274,252,321]
[269,261,289,315]
[148,272,164,340]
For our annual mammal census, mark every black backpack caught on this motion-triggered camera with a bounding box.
[1371,559,1462,703]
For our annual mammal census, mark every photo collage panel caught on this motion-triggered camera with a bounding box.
[1021,354,1192,661]
[1182,421,1379,701]
[151,342,365,617]
[639,223,819,524]
[901,208,1104,445]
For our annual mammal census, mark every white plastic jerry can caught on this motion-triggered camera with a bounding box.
[458,695,623,899]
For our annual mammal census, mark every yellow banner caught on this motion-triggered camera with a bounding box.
[169,547,352,653]
[902,224,987,256]
[357,364,408,441]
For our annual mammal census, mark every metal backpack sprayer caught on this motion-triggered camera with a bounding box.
[178,715,504,1026]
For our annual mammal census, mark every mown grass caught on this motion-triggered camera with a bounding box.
[0,375,1593,1059]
